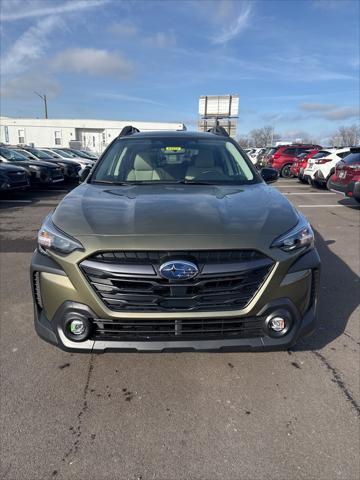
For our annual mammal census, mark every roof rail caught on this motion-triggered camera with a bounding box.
[207,125,230,137]
[119,125,140,137]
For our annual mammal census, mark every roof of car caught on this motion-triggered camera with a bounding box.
[118,130,229,139]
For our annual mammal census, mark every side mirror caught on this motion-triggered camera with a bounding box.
[79,166,91,183]
[261,167,278,184]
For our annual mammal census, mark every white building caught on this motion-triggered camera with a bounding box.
[0,117,185,154]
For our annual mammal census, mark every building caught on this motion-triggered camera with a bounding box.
[198,94,239,138]
[0,117,185,154]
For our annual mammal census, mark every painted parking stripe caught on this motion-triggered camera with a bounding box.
[284,192,335,195]
[298,204,357,208]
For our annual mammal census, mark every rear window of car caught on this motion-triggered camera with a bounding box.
[268,148,278,155]
[312,151,331,159]
[282,148,297,155]
[342,152,360,164]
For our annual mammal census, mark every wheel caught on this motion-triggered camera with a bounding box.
[326,174,334,191]
[280,164,292,178]
[298,177,307,184]
[355,198,360,204]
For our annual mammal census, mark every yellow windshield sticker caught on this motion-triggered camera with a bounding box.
[163,146,183,152]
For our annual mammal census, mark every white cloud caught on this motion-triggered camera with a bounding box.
[1,0,109,21]
[109,21,138,37]
[145,31,176,48]
[98,92,166,107]
[0,72,60,98]
[1,16,61,76]
[52,48,134,78]
[300,103,337,111]
[322,107,359,121]
[212,3,252,44]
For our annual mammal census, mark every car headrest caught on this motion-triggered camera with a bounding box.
[133,153,156,171]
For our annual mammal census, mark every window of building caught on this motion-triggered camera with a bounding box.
[4,126,9,143]
[18,129,25,144]
[54,131,61,145]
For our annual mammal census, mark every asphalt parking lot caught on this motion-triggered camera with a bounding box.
[0,179,359,480]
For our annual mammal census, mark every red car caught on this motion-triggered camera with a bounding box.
[290,149,320,179]
[329,147,360,203]
[266,144,322,177]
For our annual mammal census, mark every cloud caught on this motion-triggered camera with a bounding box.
[1,16,61,76]
[97,92,166,107]
[300,103,337,111]
[145,31,176,48]
[212,3,252,44]
[1,0,109,21]
[300,103,359,120]
[0,72,60,99]
[52,48,134,78]
[321,107,359,121]
[108,21,139,37]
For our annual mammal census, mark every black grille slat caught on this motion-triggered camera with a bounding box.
[92,317,264,341]
[81,250,274,313]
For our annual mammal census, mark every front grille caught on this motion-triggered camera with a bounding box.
[90,250,266,264]
[92,317,264,341]
[8,171,28,184]
[80,250,274,312]
[50,167,63,180]
[32,272,43,309]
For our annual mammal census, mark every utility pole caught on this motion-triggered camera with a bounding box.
[34,92,48,119]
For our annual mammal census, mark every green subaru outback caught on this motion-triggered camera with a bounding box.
[31,126,320,352]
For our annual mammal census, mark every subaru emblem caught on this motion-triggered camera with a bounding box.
[159,260,199,281]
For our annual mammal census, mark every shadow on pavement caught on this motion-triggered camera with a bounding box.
[294,228,359,351]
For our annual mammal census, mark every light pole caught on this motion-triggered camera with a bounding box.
[34,92,48,119]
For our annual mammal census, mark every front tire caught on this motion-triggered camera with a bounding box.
[326,174,334,191]
[280,164,292,178]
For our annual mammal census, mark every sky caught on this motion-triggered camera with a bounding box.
[0,0,359,142]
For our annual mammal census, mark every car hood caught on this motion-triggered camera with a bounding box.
[52,183,299,248]
[11,160,57,169]
[0,163,28,173]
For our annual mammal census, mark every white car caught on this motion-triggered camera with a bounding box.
[303,148,350,188]
[245,148,261,165]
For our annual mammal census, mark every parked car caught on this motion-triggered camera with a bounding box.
[0,147,64,186]
[266,144,322,177]
[0,163,30,192]
[31,126,320,353]
[303,148,350,188]
[41,148,93,166]
[290,149,320,179]
[61,148,98,161]
[329,147,360,203]
[20,147,81,181]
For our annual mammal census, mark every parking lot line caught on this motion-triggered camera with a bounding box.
[284,192,335,195]
[298,204,353,208]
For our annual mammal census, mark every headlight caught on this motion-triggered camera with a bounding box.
[29,164,41,170]
[271,214,314,252]
[38,214,84,255]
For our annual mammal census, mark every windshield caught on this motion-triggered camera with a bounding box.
[91,137,258,185]
[28,148,53,160]
[343,152,360,164]
[53,149,73,158]
[0,147,28,161]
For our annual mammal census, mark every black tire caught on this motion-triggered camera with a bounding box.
[298,177,307,184]
[280,164,292,178]
[355,198,360,204]
[326,174,334,191]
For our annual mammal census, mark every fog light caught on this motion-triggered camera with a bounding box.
[64,316,91,342]
[269,317,286,332]
[69,319,86,335]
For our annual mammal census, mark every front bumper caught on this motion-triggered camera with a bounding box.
[31,248,321,352]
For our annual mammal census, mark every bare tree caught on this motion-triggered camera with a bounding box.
[249,125,281,147]
[237,135,251,148]
[330,124,360,147]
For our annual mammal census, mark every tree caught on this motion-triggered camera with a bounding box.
[237,135,251,148]
[249,125,281,147]
[330,124,360,147]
